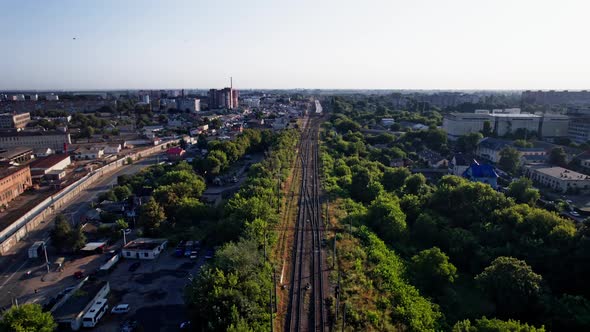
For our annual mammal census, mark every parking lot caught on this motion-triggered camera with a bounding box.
[89,248,205,332]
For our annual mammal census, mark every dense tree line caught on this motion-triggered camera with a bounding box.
[320,98,590,330]
[184,129,299,331]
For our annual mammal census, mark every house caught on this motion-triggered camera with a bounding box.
[73,147,104,160]
[524,165,590,193]
[450,153,471,176]
[104,144,121,155]
[462,161,499,189]
[231,123,244,133]
[476,137,547,163]
[418,149,448,168]
[122,238,168,259]
[166,147,185,161]
[389,158,405,167]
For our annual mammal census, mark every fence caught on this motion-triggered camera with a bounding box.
[0,140,177,255]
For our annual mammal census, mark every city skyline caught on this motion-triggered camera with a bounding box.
[2,0,590,90]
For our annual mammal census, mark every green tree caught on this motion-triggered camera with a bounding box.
[498,147,521,175]
[0,303,57,332]
[139,198,166,236]
[475,256,543,318]
[457,132,483,153]
[506,177,540,205]
[452,317,545,332]
[382,167,410,192]
[482,120,493,136]
[404,173,427,195]
[50,215,72,252]
[549,147,567,166]
[410,247,458,294]
[366,193,408,244]
[112,185,132,202]
[68,226,87,252]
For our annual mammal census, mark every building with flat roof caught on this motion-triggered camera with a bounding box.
[568,117,590,143]
[0,112,30,129]
[0,166,32,207]
[29,154,71,181]
[524,165,590,193]
[0,147,33,165]
[122,238,167,259]
[443,110,568,139]
[0,130,71,152]
[51,279,110,331]
[176,98,200,112]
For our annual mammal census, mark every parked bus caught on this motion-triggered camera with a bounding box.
[82,298,108,328]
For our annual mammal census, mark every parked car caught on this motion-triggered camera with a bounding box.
[73,271,84,279]
[111,304,130,314]
[129,262,140,272]
[189,251,198,259]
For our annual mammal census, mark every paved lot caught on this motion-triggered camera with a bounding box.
[90,248,205,331]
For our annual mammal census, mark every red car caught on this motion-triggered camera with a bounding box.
[73,271,84,279]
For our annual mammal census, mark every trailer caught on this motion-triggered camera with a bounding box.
[98,254,120,275]
[28,241,45,259]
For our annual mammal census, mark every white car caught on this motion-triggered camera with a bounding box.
[111,304,130,314]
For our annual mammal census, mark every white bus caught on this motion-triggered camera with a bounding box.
[82,298,108,328]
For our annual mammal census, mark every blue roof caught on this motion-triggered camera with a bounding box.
[463,162,498,178]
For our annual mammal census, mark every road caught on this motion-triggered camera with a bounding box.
[0,154,164,308]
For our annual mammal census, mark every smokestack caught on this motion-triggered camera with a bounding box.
[231,77,233,89]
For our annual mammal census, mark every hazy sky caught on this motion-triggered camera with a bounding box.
[1,0,589,90]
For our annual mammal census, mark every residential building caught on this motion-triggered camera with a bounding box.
[381,118,395,127]
[476,137,547,163]
[522,90,590,107]
[166,147,185,161]
[0,166,32,207]
[462,161,498,189]
[176,98,200,112]
[122,238,168,259]
[449,153,471,176]
[208,88,239,109]
[10,94,25,101]
[74,147,104,160]
[0,112,31,129]
[0,130,71,152]
[243,97,260,108]
[540,114,569,138]
[568,117,590,143]
[524,165,590,192]
[28,94,38,101]
[104,144,121,155]
[0,147,33,165]
[45,94,59,101]
[417,149,448,168]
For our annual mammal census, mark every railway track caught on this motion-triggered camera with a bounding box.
[286,116,327,332]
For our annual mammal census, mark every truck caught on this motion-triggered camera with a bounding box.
[28,241,45,259]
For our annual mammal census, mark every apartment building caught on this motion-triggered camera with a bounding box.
[0,112,31,129]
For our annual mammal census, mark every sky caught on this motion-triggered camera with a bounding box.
[1,0,590,90]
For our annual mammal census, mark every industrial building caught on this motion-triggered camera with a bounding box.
[0,166,32,207]
[0,130,71,152]
[0,112,30,129]
[122,238,168,259]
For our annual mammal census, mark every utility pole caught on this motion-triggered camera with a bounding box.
[341,303,346,332]
[273,267,278,313]
[42,242,50,273]
[122,229,127,246]
[269,285,274,332]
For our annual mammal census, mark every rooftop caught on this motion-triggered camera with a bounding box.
[0,147,33,159]
[534,166,590,180]
[0,130,67,137]
[0,165,29,179]
[52,280,108,321]
[29,154,70,170]
[123,238,167,251]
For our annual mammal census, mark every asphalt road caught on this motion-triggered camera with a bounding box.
[0,154,163,308]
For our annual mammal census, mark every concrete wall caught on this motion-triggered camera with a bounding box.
[0,140,177,255]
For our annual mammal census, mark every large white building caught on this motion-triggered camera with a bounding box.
[176,98,200,112]
[524,165,590,193]
[0,130,71,152]
[443,109,568,139]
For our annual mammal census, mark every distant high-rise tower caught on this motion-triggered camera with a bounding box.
[208,78,239,110]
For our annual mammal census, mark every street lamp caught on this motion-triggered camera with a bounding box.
[121,229,127,245]
[42,242,50,274]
